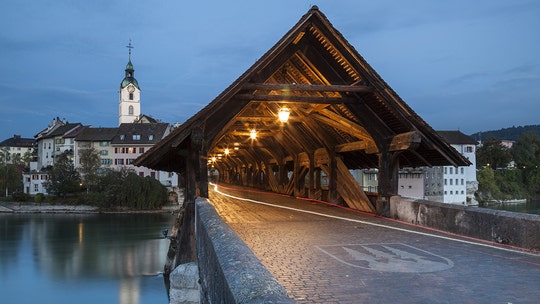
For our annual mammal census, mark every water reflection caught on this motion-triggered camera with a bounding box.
[0,213,175,304]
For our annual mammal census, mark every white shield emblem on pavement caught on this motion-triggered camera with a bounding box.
[316,243,454,273]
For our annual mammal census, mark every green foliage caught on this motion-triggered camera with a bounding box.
[476,137,512,169]
[477,167,501,200]
[522,167,540,197]
[78,148,101,192]
[89,168,167,209]
[470,125,540,142]
[12,191,30,202]
[44,153,82,197]
[512,131,540,169]
[0,163,24,196]
[34,193,44,203]
[493,169,528,200]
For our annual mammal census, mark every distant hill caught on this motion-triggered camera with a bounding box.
[469,125,540,142]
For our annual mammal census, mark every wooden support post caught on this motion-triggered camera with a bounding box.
[377,150,399,216]
[308,154,315,199]
[328,150,338,203]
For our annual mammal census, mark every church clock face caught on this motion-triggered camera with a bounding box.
[127,85,135,93]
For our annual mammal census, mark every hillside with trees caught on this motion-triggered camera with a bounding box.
[470,125,540,142]
[476,131,540,202]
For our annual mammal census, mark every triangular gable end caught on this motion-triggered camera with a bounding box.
[135,6,470,213]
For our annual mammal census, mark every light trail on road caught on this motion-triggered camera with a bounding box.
[211,183,540,258]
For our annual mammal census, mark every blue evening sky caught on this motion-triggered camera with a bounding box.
[1,0,539,141]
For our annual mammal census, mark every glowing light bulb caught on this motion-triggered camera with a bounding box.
[278,107,290,123]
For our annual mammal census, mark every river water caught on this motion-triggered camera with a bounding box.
[0,213,176,304]
[479,199,540,215]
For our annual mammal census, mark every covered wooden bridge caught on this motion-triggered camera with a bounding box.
[135,6,470,216]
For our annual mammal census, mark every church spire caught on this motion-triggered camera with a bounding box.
[120,40,139,89]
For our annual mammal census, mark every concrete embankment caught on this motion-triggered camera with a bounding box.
[390,196,540,251]
[0,202,179,214]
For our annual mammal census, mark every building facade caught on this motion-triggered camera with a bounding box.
[396,131,477,205]
[0,134,35,164]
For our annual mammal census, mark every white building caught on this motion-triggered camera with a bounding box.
[397,130,478,205]
[34,118,84,169]
[23,162,49,195]
[0,134,35,164]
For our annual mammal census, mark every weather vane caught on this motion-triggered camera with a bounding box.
[126,39,134,59]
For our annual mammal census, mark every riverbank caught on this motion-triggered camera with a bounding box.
[0,201,180,214]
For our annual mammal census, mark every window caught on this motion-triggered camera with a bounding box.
[450,191,453,195]
[450,179,453,185]
[450,167,453,174]
[100,150,108,155]
[444,167,447,174]
[99,141,109,146]
[461,179,464,185]
[455,179,458,185]
[129,93,134,101]
[465,146,473,153]
[100,159,112,165]
[139,147,144,153]
[148,135,154,140]
[120,135,125,141]
[444,179,447,185]
[461,168,464,174]
[127,159,134,165]
[150,172,156,178]
[132,134,141,141]
[115,159,124,165]
[139,172,144,177]
[34,184,39,192]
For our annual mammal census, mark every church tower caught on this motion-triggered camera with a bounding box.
[119,41,141,125]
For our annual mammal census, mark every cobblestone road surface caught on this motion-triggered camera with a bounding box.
[208,184,540,304]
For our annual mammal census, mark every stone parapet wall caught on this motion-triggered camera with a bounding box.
[195,198,294,304]
[390,196,540,251]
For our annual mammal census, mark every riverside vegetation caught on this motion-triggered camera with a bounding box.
[476,131,540,202]
[3,149,168,210]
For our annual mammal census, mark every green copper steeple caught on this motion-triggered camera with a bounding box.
[120,40,140,89]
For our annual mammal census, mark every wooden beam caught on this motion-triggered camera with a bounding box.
[242,83,372,93]
[235,94,357,104]
[334,141,368,153]
[389,131,421,152]
[310,111,375,144]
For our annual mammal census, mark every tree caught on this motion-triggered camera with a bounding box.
[45,153,81,197]
[0,163,23,197]
[512,131,540,197]
[513,131,540,169]
[78,148,101,192]
[92,168,167,209]
[476,137,512,169]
